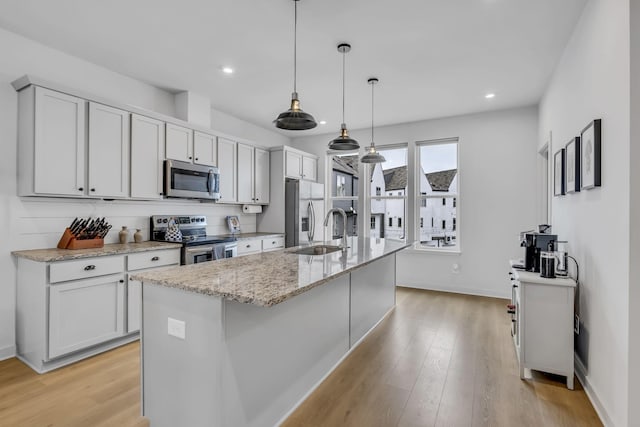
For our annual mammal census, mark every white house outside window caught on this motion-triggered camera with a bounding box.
[416,139,458,250]
[329,152,359,239]
[369,146,408,241]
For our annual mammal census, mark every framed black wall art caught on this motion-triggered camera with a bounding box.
[580,119,601,189]
[554,148,565,196]
[565,136,580,193]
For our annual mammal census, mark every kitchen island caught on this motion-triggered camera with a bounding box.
[132,237,409,427]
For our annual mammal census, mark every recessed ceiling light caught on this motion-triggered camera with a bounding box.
[485,93,495,99]
[319,120,327,125]
[222,67,234,74]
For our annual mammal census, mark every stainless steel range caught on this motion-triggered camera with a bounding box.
[150,215,237,265]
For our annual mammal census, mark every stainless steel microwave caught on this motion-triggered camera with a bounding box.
[164,160,220,200]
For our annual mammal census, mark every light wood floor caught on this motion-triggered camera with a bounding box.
[0,288,601,427]
[283,287,602,427]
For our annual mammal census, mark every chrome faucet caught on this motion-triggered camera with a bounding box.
[324,208,348,251]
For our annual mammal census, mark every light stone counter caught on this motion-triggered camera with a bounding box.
[217,232,284,240]
[12,241,182,262]
[132,237,409,307]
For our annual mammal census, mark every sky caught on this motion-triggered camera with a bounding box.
[377,144,457,173]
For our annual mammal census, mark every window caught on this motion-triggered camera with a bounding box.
[329,152,359,239]
[370,217,376,230]
[417,140,458,250]
[370,146,408,242]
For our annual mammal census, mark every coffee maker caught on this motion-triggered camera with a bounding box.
[521,232,557,273]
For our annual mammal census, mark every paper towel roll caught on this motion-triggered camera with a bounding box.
[242,204,263,214]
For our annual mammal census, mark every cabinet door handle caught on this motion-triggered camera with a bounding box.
[188,156,192,160]
[84,265,96,271]
[78,187,84,191]
[272,241,276,244]
[246,244,251,248]
[90,188,96,192]
[195,157,199,161]
[119,279,125,283]
[151,256,160,261]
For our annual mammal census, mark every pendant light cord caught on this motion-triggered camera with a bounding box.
[293,0,297,94]
[342,50,346,124]
[371,81,375,146]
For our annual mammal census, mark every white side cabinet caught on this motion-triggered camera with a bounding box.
[217,137,237,203]
[510,267,576,389]
[238,144,270,204]
[18,86,87,197]
[88,102,130,198]
[131,114,165,199]
[15,247,180,373]
[236,235,284,257]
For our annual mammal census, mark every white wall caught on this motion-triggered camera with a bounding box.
[292,106,539,299]
[539,0,630,425]
[0,27,269,360]
[211,107,289,148]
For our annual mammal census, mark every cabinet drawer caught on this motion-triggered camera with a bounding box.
[50,256,124,283]
[128,249,180,271]
[237,239,262,255]
[262,237,284,252]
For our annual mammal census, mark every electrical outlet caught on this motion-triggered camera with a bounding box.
[168,317,186,340]
[574,314,580,334]
[452,263,460,274]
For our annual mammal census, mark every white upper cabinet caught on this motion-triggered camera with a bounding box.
[193,131,217,167]
[237,143,255,204]
[285,149,317,182]
[165,123,193,163]
[217,137,237,203]
[302,155,317,182]
[88,103,130,198]
[28,87,86,196]
[131,114,165,199]
[254,148,270,204]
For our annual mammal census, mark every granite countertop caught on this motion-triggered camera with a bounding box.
[12,241,182,262]
[219,232,284,240]
[132,237,410,307]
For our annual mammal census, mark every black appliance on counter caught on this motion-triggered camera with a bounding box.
[150,215,237,265]
[521,231,557,273]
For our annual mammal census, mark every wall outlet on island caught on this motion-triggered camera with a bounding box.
[574,314,580,334]
[168,317,186,340]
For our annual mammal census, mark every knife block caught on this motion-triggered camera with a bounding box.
[57,228,105,250]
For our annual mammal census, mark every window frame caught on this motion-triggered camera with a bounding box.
[414,138,460,253]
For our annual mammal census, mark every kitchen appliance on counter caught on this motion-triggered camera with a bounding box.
[164,160,220,200]
[520,231,557,273]
[285,179,325,248]
[150,215,236,265]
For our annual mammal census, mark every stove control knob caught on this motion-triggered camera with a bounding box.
[163,219,168,223]
[157,219,162,223]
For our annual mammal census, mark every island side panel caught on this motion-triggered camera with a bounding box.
[350,253,397,347]
[221,274,350,427]
[142,284,224,427]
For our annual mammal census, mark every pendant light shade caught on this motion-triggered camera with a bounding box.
[361,78,386,164]
[328,43,359,150]
[274,0,317,131]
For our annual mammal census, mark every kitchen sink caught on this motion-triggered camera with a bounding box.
[291,245,343,256]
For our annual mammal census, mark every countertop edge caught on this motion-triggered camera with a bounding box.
[12,242,183,262]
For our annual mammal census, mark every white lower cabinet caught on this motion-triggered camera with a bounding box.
[49,273,125,359]
[15,246,180,373]
[236,235,284,257]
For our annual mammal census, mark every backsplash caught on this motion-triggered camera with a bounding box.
[11,197,257,250]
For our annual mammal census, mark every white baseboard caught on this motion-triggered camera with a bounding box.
[574,354,614,427]
[0,344,16,361]
[397,283,509,299]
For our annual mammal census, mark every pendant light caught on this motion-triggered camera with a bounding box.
[361,78,386,163]
[274,0,317,130]
[328,43,359,150]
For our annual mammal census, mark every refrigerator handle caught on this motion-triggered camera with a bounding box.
[308,201,314,242]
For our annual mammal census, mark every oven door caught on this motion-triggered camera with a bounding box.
[184,245,214,265]
[165,160,220,200]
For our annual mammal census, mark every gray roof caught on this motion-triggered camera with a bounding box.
[425,169,457,192]
[383,166,457,192]
[383,166,407,191]
[332,155,375,181]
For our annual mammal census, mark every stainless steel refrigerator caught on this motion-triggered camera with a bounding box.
[285,178,325,247]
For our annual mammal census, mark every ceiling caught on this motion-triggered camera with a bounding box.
[0,0,586,136]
